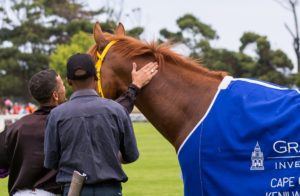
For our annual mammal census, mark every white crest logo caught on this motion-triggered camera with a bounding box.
[250,141,264,171]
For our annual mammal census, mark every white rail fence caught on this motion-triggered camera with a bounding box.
[0,113,148,132]
[0,115,21,132]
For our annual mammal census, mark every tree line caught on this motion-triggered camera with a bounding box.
[0,0,299,101]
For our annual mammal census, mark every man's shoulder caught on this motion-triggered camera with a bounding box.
[83,97,125,111]
[8,113,36,128]
[102,99,127,112]
[50,101,70,113]
[85,98,129,118]
[4,113,40,137]
[102,98,121,107]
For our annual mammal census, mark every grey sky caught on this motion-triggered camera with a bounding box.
[88,0,299,70]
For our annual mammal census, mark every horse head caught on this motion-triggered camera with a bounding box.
[89,22,159,100]
[88,22,225,150]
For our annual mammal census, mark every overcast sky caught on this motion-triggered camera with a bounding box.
[88,0,300,70]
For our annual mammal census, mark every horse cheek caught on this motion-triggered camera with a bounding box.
[101,71,118,99]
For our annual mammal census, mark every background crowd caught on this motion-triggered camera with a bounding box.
[0,97,36,115]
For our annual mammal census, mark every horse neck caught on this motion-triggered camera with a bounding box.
[134,61,223,151]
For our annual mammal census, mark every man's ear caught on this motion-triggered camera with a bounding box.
[52,90,59,101]
[67,79,72,86]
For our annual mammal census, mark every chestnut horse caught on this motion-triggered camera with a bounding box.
[88,22,300,195]
[88,23,226,150]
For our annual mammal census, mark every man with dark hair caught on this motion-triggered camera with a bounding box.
[0,70,66,196]
[28,69,66,105]
[0,56,158,196]
[44,53,155,196]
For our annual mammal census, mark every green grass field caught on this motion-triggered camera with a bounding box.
[0,176,6,195]
[0,122,183,196]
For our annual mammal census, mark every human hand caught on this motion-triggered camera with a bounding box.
[131,62,158,89]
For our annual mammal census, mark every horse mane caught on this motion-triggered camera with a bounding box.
[88,35,227,78]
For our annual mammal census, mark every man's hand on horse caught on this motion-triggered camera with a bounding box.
[131,62,158,89]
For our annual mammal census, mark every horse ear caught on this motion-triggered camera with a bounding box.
[93,22,109,49]
[115,22,125,36]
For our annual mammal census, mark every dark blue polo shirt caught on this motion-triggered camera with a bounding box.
[44,89,139,184]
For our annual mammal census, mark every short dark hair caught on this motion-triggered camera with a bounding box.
[28,69,58,103]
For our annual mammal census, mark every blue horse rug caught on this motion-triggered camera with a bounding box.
[178,76,300,196]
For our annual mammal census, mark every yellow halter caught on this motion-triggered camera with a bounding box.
[95,40,118,98]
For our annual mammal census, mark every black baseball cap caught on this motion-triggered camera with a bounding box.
[67,53,96,80]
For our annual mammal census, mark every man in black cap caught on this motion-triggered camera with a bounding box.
[44,53,157,196]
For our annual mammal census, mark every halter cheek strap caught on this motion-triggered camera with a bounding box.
[95,40,118,98]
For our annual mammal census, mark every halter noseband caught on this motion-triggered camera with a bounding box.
[95,40,118,98]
